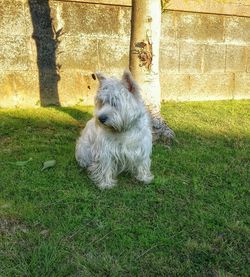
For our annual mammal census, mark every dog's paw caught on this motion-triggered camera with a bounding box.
[136,174,154,184]
[97,180,117,190]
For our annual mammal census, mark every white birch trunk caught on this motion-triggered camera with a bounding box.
[129,0,174,143]
[129,0,161,112]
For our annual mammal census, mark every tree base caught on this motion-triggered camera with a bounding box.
[150,111,175,145]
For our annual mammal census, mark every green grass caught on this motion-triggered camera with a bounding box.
[0,101,249,276]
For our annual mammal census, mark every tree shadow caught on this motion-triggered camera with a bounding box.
[0,107,92,137]
[28,0,60,106]
[53,106,93,122]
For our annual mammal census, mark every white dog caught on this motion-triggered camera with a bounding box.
[75,70,153,189]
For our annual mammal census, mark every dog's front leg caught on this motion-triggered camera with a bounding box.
[135,159,154,184]
[88,159,117,189]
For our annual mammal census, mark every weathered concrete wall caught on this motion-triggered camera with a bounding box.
[0,0,249,107]
[160,11,250,101]
[0,0,131,107]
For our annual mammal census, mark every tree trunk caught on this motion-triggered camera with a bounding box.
[129,0,174,143]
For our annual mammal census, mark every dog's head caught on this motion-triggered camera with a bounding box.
[94,70,146,132]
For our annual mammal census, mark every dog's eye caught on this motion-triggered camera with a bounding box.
[110,99,117,108]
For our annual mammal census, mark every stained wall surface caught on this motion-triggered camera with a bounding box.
[0,0,249,107]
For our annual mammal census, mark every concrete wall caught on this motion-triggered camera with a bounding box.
[0,0,249,107]
[160,10,250,101]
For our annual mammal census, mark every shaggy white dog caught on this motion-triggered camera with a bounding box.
[75,70,153,189]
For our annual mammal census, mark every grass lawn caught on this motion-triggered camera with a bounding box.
[0,101,249,276]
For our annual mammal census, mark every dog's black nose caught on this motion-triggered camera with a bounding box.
[98,115,108,124]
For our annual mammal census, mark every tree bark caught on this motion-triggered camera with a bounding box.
[129,0,174,143]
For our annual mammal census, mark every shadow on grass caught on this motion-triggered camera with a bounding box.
[1,105,249,163]
[1,107,249,186]
[0,103,249,192]
[52,106,93,122]
[0,107,92,131]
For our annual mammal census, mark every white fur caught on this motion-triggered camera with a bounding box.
[75,70,154,189]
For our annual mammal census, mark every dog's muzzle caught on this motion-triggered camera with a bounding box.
[98,115,108,124]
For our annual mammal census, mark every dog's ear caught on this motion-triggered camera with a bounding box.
[95,72,106,83]
[122,70,139,94]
